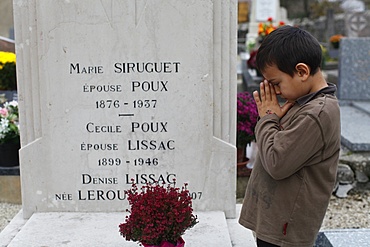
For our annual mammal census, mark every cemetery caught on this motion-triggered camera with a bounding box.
[0,0,370,246]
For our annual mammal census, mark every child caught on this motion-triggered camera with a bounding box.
[238,25,341,247]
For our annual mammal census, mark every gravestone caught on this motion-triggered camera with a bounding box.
[15,0,236,217]
[338,38,370,101]
[338,37,370,152]
[1,0,239,246]
[247,0,287,41]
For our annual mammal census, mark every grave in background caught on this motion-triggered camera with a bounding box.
[0,1,243,246]
[247,0,287,41]
[338,37,370,152]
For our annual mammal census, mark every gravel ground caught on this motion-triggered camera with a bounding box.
[321,189,370,230]
[0,202,22,232]
[0,190,369,233]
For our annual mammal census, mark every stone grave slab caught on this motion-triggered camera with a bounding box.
[1,204,260,247]
[315,229,370,247]
[1,211,232,247]
[227,204,257,247]
[340,104,370,151]
[352,101,370,115]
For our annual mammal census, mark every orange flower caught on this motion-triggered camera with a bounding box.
[330,34,344,43]
[266,26,275,35]
[258,23,265,35]
[257,18,285,38]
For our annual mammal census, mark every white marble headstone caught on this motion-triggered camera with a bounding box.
[14,0,237,218]
[247,0,287,41]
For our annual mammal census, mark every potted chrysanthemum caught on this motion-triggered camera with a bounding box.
[236,91,258,176]
[119,179,198,247]
[329,34,344,49]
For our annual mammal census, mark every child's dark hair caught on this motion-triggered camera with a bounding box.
[256,25,322,77]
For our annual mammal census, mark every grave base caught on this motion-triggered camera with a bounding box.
[0,174,21,204]
[315,229,370,247]
[340,101,370,152]
[0,205,257,247]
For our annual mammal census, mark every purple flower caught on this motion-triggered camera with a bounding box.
[237,91,258,148]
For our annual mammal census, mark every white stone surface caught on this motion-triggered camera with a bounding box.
[13,0,237,218]
[0,211,26,247]
[3,212,232,247]
[227,204,257,247]
[0,206,257,247]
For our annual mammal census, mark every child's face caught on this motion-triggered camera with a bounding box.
[261,64,307,103]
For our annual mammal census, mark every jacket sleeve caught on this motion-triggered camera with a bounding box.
[255,112,324,180]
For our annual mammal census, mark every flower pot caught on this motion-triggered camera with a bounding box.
[237,158,251,177]
[237,146,252,177]
[143,237,185,247]
[237,147,247,163]
[0,141,20,167]
[331,42,339,49]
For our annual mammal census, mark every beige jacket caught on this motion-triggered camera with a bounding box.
[239,84,341,247]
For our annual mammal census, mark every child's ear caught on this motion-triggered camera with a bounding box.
[295,63,310,81]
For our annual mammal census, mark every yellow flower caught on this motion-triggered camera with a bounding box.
[0,51,16,70]
[0,51,17,90]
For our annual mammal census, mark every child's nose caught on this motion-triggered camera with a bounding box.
[274,85,281,95]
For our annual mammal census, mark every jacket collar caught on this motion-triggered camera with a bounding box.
[296,83,337,106]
